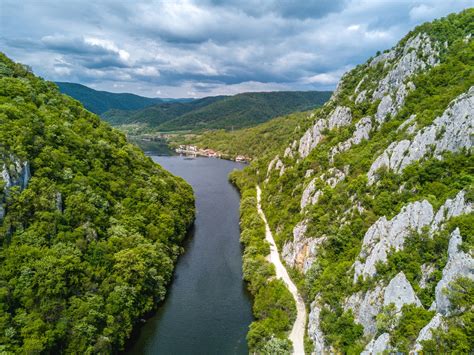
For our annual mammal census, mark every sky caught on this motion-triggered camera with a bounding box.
[0,1,471,98]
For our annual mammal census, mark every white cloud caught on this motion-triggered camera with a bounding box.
[0,0,470,97]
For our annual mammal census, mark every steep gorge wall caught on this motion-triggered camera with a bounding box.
[260,10,473,354]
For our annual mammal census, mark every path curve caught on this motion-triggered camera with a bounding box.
[256,186,306,355]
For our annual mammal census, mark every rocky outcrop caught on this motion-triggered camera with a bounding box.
[354,190,471,281]
[372,33,438,101]
[300,168,348,210]
[419,263,435,289]
[2,159,31,192]
[375,82,416,123]
[383,272,422,310]
[266,155,285,179]
[345,272,420,336]
[282,221,326,274]
[397,114,417,134]
[368,87,474,184]
[412,313,443,353]
[434,228,474,315]
[354,200,433,281]
[308,298,327,354]
[298,119,327,159]
[1,157,31,220]
[322,167,347,188]
[300,179,321,210]
[330,116,372,162]
[298,106,352,158]
[361,333,390,355]
[344,284,385,335]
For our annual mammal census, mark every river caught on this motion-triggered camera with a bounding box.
[126,155,253,355]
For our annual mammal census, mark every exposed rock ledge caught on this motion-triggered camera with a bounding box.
[368,87,474,184]
[300,167,348,210]
[354,190,471,282]
[434,228,474,315]
[1,157,31,220]
[282,220,326,274]
[345,272,421,336]
[330,116,372,162]
[298,106,352,158]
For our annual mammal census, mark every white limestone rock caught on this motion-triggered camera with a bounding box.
[397,114,417,133]
[323,167,347,188]
[266,155,285,178]
[328,106,352,129]
[431,190,472,233]
[434,228,474,315]
[412,313,443,353]
[301,179,317,209]
[344,284,385,335]
[298,119,327,158]
[308,298,327,354]
[284,146,294,158]
[369,48,396,68]
[275,159,285,176]
[299,106,352,158]
[372,33,439,100]
[330,116,372,161]
[354,199,433,281]
[419,263,435,289]
[354,190,471,281]
[361,333,390,355]
[355,89,367,104]
[282,221,326,273]
[368,87,474,184]
[383,272,422,310]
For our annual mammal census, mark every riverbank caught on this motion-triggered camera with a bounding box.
[256,186,306,355]
[229,170,298,353]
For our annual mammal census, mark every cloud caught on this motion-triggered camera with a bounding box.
[0,0,471,97]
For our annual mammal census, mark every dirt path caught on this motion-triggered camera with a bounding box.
[256,186,306,355]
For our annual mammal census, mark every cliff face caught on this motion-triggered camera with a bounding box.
[259,10,473,353]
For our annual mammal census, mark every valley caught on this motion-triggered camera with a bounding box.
[1,4,472,355]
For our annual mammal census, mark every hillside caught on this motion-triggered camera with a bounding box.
[0,54,195,353]
[174,110,307,160]
[103,90,332,131]
[230,9,473,353]
[56,82,163,114]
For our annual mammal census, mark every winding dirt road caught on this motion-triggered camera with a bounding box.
[256,186,306,355]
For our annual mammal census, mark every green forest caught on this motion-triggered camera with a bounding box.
[102,90,331,131]
[0,53,195,353]
[227,9,473,353]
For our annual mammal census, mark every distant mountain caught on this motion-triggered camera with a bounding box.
[103,91,332,131]
[56,82,164,114]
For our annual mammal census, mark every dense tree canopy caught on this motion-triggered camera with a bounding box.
[0,53,195,353]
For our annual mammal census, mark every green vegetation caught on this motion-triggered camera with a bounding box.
[0,54,195,353]
[230,170,296,353]
[173,110,310,160]
[56,82,163,115]
[422,277,474,353]
[225,9,473,353]
[103,90,331,131]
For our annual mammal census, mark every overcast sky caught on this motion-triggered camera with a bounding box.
[0,1,471,98]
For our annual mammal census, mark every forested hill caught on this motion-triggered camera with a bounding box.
[230,9,473,354]
[0,53,195,353]
[102,90,332,131]
[56,82,163,114]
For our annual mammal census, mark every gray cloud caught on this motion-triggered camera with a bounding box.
[0,0,471,98]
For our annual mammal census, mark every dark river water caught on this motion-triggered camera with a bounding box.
[126,155,253,355]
